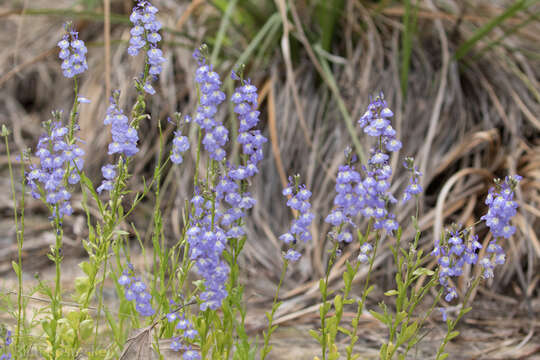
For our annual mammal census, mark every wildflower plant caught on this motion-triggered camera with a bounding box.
[1,1,523,359]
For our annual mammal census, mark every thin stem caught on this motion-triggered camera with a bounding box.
[320,241,339,360]
[93,243,110,351]
[68,77,79,140]
[347,232,380,360]
[194,127,202,188]
[260,259,289,360]
[435,276,481,359]
[4,133,24,357]
[51,215,63,358]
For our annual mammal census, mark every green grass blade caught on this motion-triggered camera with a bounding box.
[455,0,534,60]
[474,10,540,59]
[210,0,239,64]
[231,13,281,70]
[315,44,365,163]
[400,0,418,98]
[316,0,345,52]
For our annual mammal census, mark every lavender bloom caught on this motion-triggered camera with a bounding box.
[170,128,190,164]
[104,91,139,157]
[433,228,481,302]
[402,157,423,203]
[479,175,521,278]
[284,249,301,262]
[357,242,373,264]
[279,178,314,262]
[128,0,165,94]
[58,24,88,78]
[26,119,84,217]
[118,266,155,317]
[183,348,202,360]
[325,164,362,232]
[438,307,448,321]
[230,75,267,177]
[356,95,400,233]
[97,164,116,193]
[166,314,201,359]
[0,329,12,360]
[186,189,230,311]
[193,50,228,160]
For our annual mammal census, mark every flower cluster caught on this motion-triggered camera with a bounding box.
[170,128,190,164]
[96,164,116,194]
[357,242,374,264]
[325,163,362,242]
[57,25,88,78]
[104,91,139,157]
[230,74,266,179]
[128,0,166,94]
[193,51,228,161]
[480,175,521,277]
[433,228,482,301]
[167,311,200,359]
[186,190,230,311]
[402,157,423,203]
[279,177,314,261]
[355,95,400,232]
[0,328,11,360]
[118,265,155,317]
[27,118,85,217]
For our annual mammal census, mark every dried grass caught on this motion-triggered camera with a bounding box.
[0,0,539,357]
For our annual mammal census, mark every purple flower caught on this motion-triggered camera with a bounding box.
[170,337,183,352]
[170,128,190,164]
[279,178,314,261]
[284,249,301,262]
[117,265,154,317]
[479,175,521,278]
[104,91,139,158]
[58,24,88,78]
[26,119,84,217]
[192,52,228,160]
[438,307,448,321]
[128,0,166,90]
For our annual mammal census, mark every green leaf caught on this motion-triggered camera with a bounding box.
[396,311,407,325]
[309,329,322,344]
[365,285,374,297]
[80,319,94,339]
[334,295,343,312]
[338,326,351,336]
[369,310,388,325]
[400,321,418,345]
[319,278,327,295]
[412,267,435,277]
[462,307,472,315]
[447,330,460,340]
[384,290,399,296]
[11,261,20,276]
[379,343,388,360]
[439,353,449,360]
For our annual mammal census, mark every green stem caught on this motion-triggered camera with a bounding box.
[51,215,63,359]
[260,259,289,360]
[69,77,78,141]
[320,241,339,360]
[4,132,25,358]
[346,232,379,360]
[194,127,202,188]
[435,276,481,359]
[93,242,110,351]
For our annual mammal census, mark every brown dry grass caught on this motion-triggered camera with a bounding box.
[0,0,539,358]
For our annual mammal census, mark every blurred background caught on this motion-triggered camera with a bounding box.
[0,0,539,358]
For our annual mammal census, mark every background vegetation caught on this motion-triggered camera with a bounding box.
[0,0,539,358]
